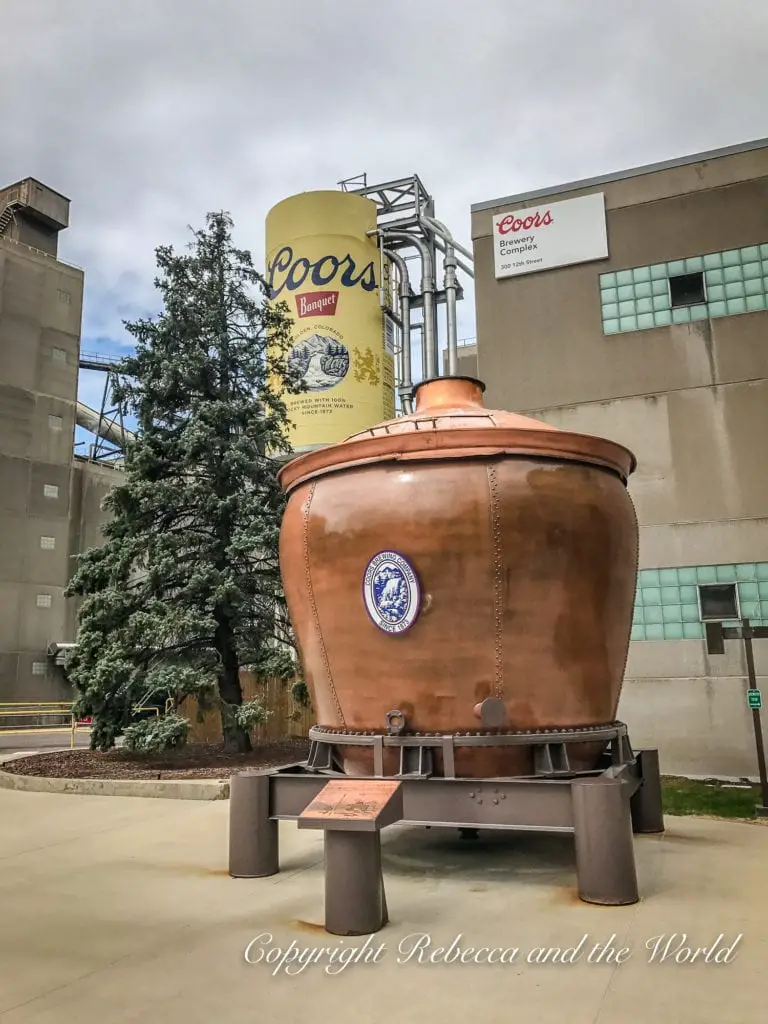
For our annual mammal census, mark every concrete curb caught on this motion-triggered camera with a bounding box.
[0,752,230,800]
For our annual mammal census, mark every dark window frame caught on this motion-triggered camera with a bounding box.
[669,271,707,309]
[697,582,739,622]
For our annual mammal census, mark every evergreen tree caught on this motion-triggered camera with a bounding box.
[66,212,302,752]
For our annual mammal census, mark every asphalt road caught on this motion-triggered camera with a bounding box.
[0,730,92,755]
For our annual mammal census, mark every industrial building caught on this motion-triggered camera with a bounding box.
[470,138,768,777]
[4,144,767,779]
[0,178,115,701]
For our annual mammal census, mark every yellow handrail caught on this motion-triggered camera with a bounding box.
[0,703,161,749]
[0,703,73,710]
[0,710,73,717]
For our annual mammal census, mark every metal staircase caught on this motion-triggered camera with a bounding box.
[0,200,21,235]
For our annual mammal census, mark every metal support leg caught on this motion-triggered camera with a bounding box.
[324,830,387,936]
[630,749,665,834]
[229,771,278,878]
[572,777,638,906]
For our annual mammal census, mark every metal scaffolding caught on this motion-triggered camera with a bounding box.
[339,173,474,413]
[76,353,133,461]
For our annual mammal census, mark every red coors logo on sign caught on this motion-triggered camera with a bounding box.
[497,210,554,234]
[295,291,339,318]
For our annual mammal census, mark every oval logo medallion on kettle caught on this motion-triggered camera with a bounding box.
[363,551,421,634]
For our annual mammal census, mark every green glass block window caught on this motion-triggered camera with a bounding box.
[631,562,768,641]
[601,243,768,335]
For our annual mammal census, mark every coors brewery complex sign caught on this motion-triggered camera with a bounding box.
[266,190,395,450]
[492,191,608,279]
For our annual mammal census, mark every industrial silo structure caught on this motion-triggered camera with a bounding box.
[266,190,395,452]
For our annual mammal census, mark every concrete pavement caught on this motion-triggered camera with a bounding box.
[0,788,766,1023]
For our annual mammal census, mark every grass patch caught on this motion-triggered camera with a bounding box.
[661,776,760,819]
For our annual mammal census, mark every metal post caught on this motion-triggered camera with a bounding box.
[444,244,458,376]
[324,830,388,936]
[229,771,279,878]
[742,619,768,813]
[428,234,439,377]
[571,777,638,906]
[423,296,436,380]
[629,749,665,833]
[415,322,427,382]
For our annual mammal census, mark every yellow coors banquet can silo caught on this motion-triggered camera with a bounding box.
[266,191,395,451]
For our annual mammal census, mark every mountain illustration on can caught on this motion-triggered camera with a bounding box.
[287,334,350,392]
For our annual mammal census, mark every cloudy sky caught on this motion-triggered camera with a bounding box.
[3,0,767,423]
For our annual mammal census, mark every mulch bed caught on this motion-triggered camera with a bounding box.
[3,740,310,781]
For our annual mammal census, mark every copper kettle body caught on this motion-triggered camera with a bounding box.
[278,376,638,778]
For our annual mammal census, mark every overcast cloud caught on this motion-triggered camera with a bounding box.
[3,0,767,416]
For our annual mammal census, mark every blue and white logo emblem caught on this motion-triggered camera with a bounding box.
[363,550,420,635]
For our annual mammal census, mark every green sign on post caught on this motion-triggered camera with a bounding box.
[748,689,762,710]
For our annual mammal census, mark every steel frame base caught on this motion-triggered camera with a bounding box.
[229,737,665,934]
[306,721,636,779]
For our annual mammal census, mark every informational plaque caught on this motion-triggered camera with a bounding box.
[298,779,403,832]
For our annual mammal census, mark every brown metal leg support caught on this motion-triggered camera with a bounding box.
[324,830,388,936]
[229,771,279,878]
[572,777,639,906]
[630,749,665,834]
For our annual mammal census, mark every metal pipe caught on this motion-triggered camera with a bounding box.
[432,236,475,279]
[416,206,440,381]
[423,218,461,375]
[75,402,135,446]
[444,242,459,376]
[419,214,474,264]
[429,237,439,379]
[416,323,427,380]
[383,249,413,412]
[378,229,436,380]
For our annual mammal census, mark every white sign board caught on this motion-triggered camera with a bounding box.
[492,192,608,279]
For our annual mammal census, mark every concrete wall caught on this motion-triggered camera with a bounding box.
[620,643,767,779]
[0,237,85,699]
[471,181,768,413]
[442,343,478,380]
[0,182,117,702]
[12,219,60,258]
[1,179,69,258]
[64,459,120,642]
[521,387,768,569]
[471,144,768,778]
[69,459,117,559]
[0,183,137,702]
